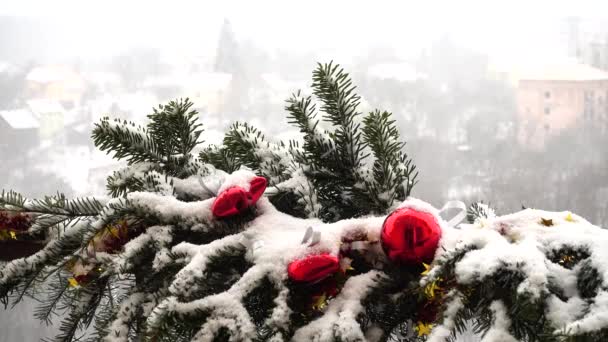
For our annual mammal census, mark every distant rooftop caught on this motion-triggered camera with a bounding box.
[27,99,65,115]
[367,62,426,82]
[0,109,39,129]
[491,57,608,83]
[26,65,84,85]
[518,63,608,82]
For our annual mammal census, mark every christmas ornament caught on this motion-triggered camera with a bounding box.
[287,253,340,283]
[381,207,442,265]
[420,262,432,276]
[416,301,440,325]
[423,279,442,300]
[67,259,97,288]
[310,276,341,311]
[87,220,129,256]
[211,176,267,218]
[416,321,433,336]
[540,218,554,227]
[0,212,32,240]
[565,213,576,222]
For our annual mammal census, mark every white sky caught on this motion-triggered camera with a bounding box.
[0,0,607,62]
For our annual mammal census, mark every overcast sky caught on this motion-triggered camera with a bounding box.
[1,0,607,64]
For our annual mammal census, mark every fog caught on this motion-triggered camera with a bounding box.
[1,1,608,340]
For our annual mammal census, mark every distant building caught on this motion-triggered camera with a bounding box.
[515,62,608,148]
[366,62,426,82]
[27,99,66,141]
[563,17,608,71]
[25,65,86,109]
[0,108,39,157]
[143,72,232,114]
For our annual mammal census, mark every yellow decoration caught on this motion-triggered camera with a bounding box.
[540,218,554,227]
[9,231,16,239]
[424,279,441,300]
[565,213,575,223]
[68,277,80,288]
[560,255,574,264]
[416,321,433,336]
[312,293,328,311]
[421,263,432,276]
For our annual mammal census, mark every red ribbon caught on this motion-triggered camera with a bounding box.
[212,176,267,218]
[287,253,340,283]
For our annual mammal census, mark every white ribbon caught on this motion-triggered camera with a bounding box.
[301,226,321,246]
[439,200,467,228]
[196,167,225,197]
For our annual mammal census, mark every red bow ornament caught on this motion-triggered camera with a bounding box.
[212,176,267,218]
[287,253,340,283]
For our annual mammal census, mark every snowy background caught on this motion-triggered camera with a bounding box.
[1,0,608,340]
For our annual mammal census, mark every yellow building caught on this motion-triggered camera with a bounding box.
[26,65,86,109]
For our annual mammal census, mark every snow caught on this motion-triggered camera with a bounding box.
[7,166,608,341]
[0,109,40,129]
[480,301,518,342]
[113,225,173,272]
[0,219,91,284]
[174,169,225,199]
[169,234,244,298]
[108,182,608,339]
[127,191,214,226]
[271,168,321,217]
[216,169,258,194]
[563,291,608,335]
[104,292,146,342]
[428,293,464,342]
[291,271,382,341]
[546,295,586,328]
[423,205,608,338]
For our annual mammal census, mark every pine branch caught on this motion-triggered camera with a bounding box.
[362,110,418,211]
[147,98,204,177]
[222,122,292,184]
[147,98,203,159]
[92,117,163,165]
[93,98,204,179]
[34,272,71,325]
[0,190,105,236]
[467,202,496,223]
[199,145,240,173]
[312,61,366,171]
[285,91,335,167]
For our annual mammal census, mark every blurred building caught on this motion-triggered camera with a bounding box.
[143,72,232,114]
[564,17,608,71]
[27,99,66,141]
[25,65,86,109]
[515,62,608,148]
[0,109,39,157]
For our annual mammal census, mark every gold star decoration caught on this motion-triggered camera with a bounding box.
[560,255,575,265]
[565,213,576,223]
[311,293,328,311]
[68,277,80,288]
[540,218,554,227]
[9,231,16,239]
[421,263,432,276]
[416,321,433,336]
[424,279,442,300]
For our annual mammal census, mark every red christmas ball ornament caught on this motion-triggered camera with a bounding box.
[212,176,267,218]
[287,253,340,283]
[381,208,442,265]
